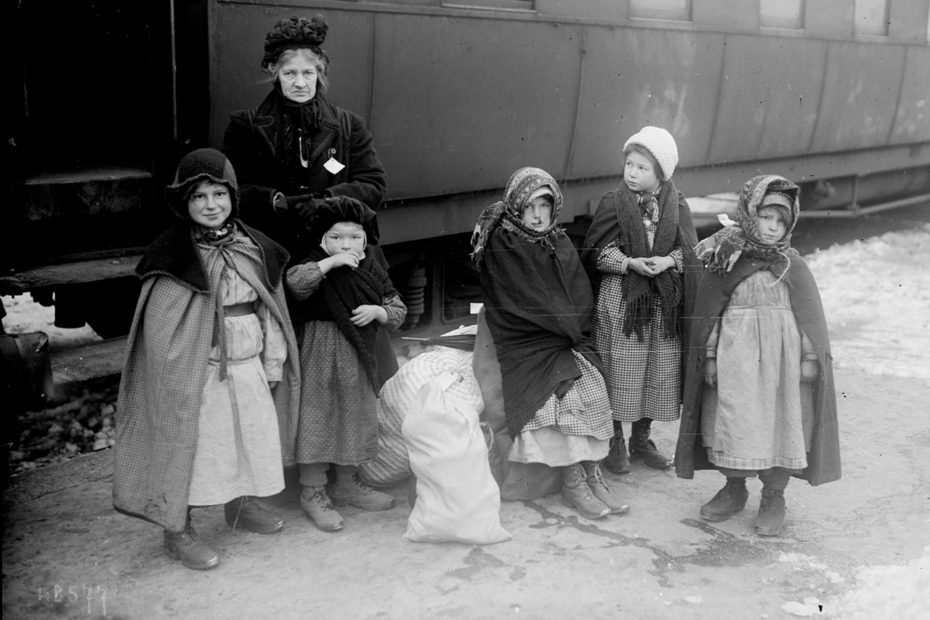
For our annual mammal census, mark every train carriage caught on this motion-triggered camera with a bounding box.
[4,0,930,387]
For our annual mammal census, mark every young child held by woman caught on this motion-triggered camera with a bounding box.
[674,174,840,536]
[582,126,700,474]
[114,148,301,570]
[284,196,406,532]
[473,167,628,520]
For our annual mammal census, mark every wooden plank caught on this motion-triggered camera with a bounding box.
[0,254,142,292]
[52,337,127,386]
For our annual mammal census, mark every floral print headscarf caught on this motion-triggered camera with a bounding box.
[695,174,800,277]
[471,167,565,264]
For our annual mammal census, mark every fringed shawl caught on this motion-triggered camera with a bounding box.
[581,180,700,341]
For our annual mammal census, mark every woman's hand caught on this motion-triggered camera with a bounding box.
[350,304,388,326]
[703,359,717,388]
[628,257,658,277]
[800,359,819,383]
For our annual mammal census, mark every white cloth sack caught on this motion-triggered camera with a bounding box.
[360,346,475,486]
[402,371,510,545]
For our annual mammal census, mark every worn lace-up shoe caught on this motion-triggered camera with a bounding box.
[224,496,284,534]
[699,477,749,522]
[603,435,632,475]
[583,461,629,514]
[561,463,610,519]
[164,524,220,570]
[329,472,395,511]
[299,487,344,532]
[754,489,787,536]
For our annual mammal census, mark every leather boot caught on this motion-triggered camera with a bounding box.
[602,422,631,475]
[224,496,284,534]
[755,488,787,536]
[330,466,395,511]
[629,418,672,469]
[164,512,219,570]
[561,463,610,519]
[582,461,629,515]
[699,476,749,522]
[299,486,344,532]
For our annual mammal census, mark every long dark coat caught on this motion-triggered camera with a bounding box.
[223,92,386,257]
[112,221,301,532]
[674,255,841,485]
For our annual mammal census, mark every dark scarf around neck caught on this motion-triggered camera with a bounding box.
[291,246,395,393]
[615,183,683,341]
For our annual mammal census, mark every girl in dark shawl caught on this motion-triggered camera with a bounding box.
[674,174,840,537]
[114,148,301,570]
[581,126,700,473]
[285,196,406,532]
[473,167,627,520]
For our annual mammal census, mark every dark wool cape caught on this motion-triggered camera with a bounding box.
[673,255,841,485]
[113,221,301,531]
[480,227,603,438]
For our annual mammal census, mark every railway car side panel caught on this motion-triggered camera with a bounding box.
[707,34,825,163]
[810,42,907,152]
[569,28,724,181]
[369,14,582,199]
[890,45,930,143]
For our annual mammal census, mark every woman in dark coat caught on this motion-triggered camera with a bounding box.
[223,15,387,260]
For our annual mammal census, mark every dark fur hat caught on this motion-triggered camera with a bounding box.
[262,15,329,68]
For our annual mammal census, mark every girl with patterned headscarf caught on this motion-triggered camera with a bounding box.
[114,148,301,570]
[473,167,628,520]
[675,174,840,537]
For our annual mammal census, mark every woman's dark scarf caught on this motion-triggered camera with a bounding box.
[695,174,800,280]
[290,247,397,394]
[262,87,325,174]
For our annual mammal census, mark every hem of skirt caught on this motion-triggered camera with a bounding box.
[188,483,285,507]
[707,451,808,471]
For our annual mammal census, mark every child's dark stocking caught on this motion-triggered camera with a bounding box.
[629,418,672,469]
[602,420,631,475]
[755,468,790,536]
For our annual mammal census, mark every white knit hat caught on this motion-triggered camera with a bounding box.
[623,126,679,180]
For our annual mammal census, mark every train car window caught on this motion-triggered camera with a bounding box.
[854,0,889,35]
[760,0,803,29]
[629,0,691,22]
[442,0,534,10]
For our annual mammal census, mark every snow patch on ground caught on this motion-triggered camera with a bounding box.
[824,547,930,619]
[806,225,930,381]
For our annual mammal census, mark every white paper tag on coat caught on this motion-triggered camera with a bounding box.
[324,157,345,174]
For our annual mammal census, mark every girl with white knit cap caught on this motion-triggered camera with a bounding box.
[581,126,701,475]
